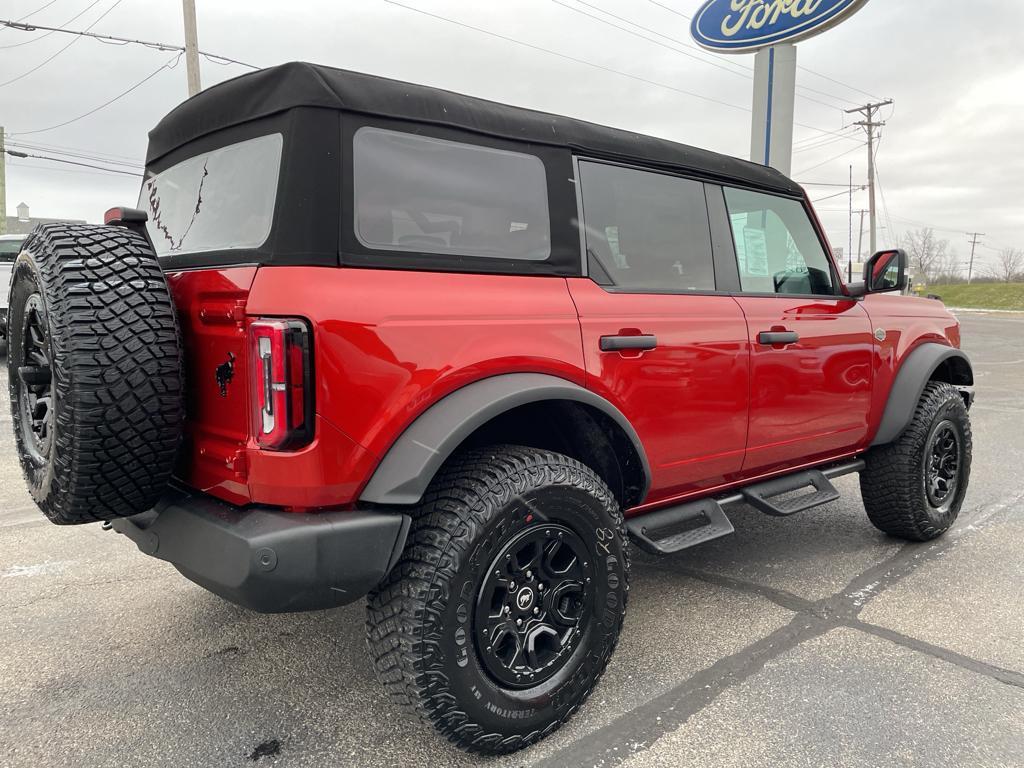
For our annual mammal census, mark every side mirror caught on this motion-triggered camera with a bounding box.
[863,248,908,293]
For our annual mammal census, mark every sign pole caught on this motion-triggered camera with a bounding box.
[749,43,796,175]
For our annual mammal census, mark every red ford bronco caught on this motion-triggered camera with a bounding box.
[7,63,973,754]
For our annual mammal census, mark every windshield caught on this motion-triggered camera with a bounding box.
[139,133,283,257]
[0,238,26,262]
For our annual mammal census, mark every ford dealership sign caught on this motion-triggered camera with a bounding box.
[691,0,869,53]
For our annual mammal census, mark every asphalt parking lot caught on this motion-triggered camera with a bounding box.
[1,311,1022,768]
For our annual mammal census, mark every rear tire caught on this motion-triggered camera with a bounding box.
[366,445,629,754]
[860,381,972,541]
[7,223,184,525]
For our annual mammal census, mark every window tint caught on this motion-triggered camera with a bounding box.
[353,127,551,261]
[140,133,283,257]
[578,161,715,292]
[723,187,835,296]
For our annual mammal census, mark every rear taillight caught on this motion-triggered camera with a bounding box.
[249,318,314,450]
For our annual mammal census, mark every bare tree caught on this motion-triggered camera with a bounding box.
[901,228,951,283]
[987,248,1024,282]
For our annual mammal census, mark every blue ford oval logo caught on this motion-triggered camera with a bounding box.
[691,0,869,53]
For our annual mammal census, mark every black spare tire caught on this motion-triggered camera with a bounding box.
[7,223,184,524]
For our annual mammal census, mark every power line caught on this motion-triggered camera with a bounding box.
[1,135,142,164]
[10,0,59,24]
[0,16,258,68]
[5,148,142,176]
[383,0,750,115]
[0,0,105,50]
[792,129,862,154]
[645,0,689,19]
[643,0,882,102]
[4,138,143,168]
[795,143,865,175]
[11,52,183,135]
[873,147,895,242]
[813,186,864,203]
[383,0,862,143]
[6,159,137,178]
[0,0,124,88]
[799,181,859,187]
[555,0,857,110]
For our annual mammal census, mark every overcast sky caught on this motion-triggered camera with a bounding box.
[2,0,1022,273]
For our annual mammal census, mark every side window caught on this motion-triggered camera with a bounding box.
[723,187,835,296]
[353,127,551,261]
[577,161,715,292]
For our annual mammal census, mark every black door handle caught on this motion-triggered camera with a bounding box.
[600,334,658,352]
[757,331,799,346]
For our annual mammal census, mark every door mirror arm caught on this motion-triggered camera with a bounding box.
[845,280,868,299]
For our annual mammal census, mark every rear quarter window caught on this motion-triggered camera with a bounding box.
[140,133,283,257]
[352,127,551,261]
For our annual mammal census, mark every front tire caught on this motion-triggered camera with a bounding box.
[366,446,629,754]
[861,381,972,541]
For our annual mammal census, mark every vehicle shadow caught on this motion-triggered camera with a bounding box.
[136,485,898,766]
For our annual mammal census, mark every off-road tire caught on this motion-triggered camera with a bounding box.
[860,381,972,541]
[366,445,629,754]
[7,223,184,525]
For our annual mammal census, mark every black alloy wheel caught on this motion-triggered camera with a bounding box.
[475,523,593,689]
[924,420,961,512]
[17,294,55,466]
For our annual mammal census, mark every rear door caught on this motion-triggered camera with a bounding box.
[715,185,874,475]
[570,160,750,507]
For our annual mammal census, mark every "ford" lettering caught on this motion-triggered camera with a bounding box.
[691,0,869,52]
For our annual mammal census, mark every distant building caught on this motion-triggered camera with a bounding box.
[3,202,86,235]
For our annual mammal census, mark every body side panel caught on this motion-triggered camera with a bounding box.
[859,293,963,444]
[568,278,750,506]
[243,266,588,504]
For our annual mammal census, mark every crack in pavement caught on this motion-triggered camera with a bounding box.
[533,491,1024,768]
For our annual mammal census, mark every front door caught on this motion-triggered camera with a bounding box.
[571,160,750,507]
[719,185,874,475]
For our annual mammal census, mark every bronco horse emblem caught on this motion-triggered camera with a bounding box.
[216,352,235,397]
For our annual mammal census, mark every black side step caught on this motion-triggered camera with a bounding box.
[741,469,839,517]
[626,498,735,555]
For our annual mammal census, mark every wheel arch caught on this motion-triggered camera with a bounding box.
[358,373,651,508]
[871,343,973,447]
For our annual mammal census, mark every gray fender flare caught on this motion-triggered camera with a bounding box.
[871,344,973,447]
[359,373,651,506]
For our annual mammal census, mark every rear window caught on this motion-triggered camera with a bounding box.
[140,133,283,257]
[353,127,551,261]
[0,239,25,262]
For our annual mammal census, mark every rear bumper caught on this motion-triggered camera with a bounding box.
[110,489,410,613]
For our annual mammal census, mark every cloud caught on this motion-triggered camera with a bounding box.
[2,0,1021,270]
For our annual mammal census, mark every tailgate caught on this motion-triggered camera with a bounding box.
[166,266,258,504]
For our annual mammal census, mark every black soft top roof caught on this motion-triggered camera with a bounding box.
[147,61,801,196]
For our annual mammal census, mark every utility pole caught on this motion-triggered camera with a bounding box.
[181,0,201,96]
[0,127,6,235]
[848,164,854,282]
[967,232,984,284]
[856,209,868,268]
[846,99,893,257]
